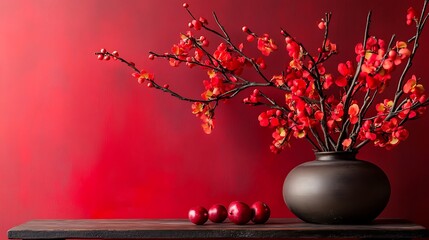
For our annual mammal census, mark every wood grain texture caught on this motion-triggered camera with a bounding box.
[7,218,429,239]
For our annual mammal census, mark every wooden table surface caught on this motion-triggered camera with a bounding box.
[7,218,429,239]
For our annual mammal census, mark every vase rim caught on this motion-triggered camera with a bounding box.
[314,151,357,161]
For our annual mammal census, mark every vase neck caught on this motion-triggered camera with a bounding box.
[315,151,357,161]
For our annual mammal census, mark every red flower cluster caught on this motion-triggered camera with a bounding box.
[191,102,215,134]
[97,2,429,154]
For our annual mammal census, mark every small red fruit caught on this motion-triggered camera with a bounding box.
[208,204,228,223]
[148,54,155,60]
[228,201,252,225]
[188,206,208,225]
[250,201,270,224]
[182,3,189,8]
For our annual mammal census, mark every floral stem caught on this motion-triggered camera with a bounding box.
[387,0,428,120]
[336,10,372,151]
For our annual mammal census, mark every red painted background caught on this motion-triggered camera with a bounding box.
[1,0,429,236]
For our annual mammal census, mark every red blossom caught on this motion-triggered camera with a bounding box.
[201,73,235,100]
[323,39,337,53]
[348,104,360,124]
[98,2,429,154]
[271,75,286,87]
[395,127,409,141]
[285,37,301,59]
[331,103,344,122]
[257,34,278,56]
[404,75,425,100]
[191,102,215,134]
[290,78,307,96]
[323,74,334,89]
[131,70,154,84]
[336,61,354,87]
[213,43,246,74]
[342,138,352,150]
[407,7,417,25]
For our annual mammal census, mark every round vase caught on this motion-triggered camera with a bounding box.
[283,151,390,224]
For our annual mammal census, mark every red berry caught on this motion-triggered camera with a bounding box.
[242,26,249,32]
[163,84,169,89]
[276,110,282,117]
[112,51,119,57]
[97,54,104,60]
[228,201,252,225]
[188,206,208,225]
[259,62,266,69]
[246,35,255,42]
[100,48,107,54]
[202,40,209,47]
[250,201,270,224]
[148,54,155,60]
[188,22,193,28]
[182,3,189,8]
[103,55,110,61]
[147,82,153,88]
[208,204,228,223]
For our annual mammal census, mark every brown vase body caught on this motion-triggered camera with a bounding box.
[283,151,390,224]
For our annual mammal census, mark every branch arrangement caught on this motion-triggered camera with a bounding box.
[96,1,429,154]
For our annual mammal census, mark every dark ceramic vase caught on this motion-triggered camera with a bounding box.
[283,151,390,224]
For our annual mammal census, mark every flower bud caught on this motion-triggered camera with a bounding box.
[317,21,326,30]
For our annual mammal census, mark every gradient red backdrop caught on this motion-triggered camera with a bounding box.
[1,0,429,237]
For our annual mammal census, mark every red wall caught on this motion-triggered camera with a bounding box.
[1,0,429,236]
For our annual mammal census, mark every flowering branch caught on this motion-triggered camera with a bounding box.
[335,11,372,151]
[96,1,428,154]
[388,0,429,120]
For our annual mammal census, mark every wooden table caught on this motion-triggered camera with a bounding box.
[7,218,428,240]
